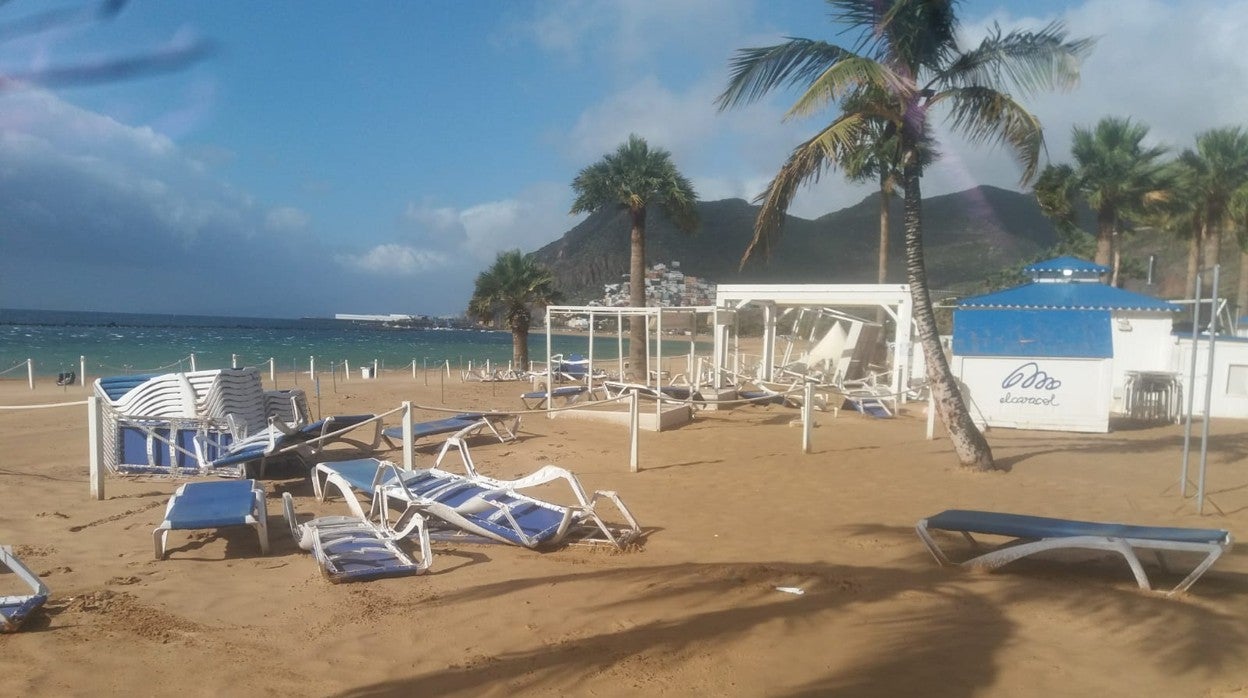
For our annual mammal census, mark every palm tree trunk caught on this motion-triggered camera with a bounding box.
[1202,219,1217,295]
[1237,249,1248,317]
[512,321,530,369]
[877,182,891,324]
[1187,230,1201,299]
[628,206,648,380]
[902,157,995,471]
[1094,204,1113,271]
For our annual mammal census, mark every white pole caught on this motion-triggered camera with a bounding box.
[1198,265,1220,514]
[402,401,414,472]
[27,358,33,390]
[231,353,239,369]
[444,359,450,377]
[373,358,378,379]
[802,380,813,454]
[269,357,276,383]
[546,307,554,419]
[88,396,104,500]
[629,389,640,473]
[411,358,417,379]
[309,356,315,380]
[188,353,196,372]
[344,359,351,381]
[80,355,86,386]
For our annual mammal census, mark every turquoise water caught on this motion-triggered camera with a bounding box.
[0,308,702,378]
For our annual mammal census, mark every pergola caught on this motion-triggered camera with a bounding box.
[712,284,914,395]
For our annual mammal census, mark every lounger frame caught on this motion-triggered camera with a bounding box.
[281,493,431,582]
[916,510,1233,596]
[0,546,49,633]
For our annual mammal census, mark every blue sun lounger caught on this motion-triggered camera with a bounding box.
[204,413,382,476]
[314,440,641,550]
[380,412,519,448]
[1,546,49,633]
[916,509,1233,595]
[520,385,591,409]
[281,493,431,583]
[153,480,270,560]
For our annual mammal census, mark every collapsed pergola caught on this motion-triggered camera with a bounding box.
[712,284,915,395]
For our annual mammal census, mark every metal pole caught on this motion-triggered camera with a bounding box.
[80,355,86,387]
[309,355,315,380]
[88,396,104,500]
[1180,273,1202,497]
[189,353,196,372]
[269,357,276,384]
[629,389,640,473]
[802,380,813,453]
[27,358,33,390]
[373,358,378,379]
[412,358,417,379]
[1198,265,1220,514]
[345,359,350,381]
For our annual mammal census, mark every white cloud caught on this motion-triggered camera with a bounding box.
[265,205,310,232]
[336,244,448,275]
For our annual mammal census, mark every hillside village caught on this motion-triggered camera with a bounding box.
[597,261,717,308]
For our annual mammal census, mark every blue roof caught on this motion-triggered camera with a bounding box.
[1023,256,1109,274]
[953,309,1112,358]
[958,282,1179,312]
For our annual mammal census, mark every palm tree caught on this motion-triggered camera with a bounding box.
[570,134,700,376]
[467,250,561,370]
[1229,184,1248,314]
[1180,127,1248,295]
[716,0,1093,471]
[1034,117,1169,286]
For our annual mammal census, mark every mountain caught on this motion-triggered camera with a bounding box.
[531,185,1062,303]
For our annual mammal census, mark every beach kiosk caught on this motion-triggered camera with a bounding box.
[952,257,1180,433]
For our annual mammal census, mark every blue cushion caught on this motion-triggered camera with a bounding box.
[165,480,259,529]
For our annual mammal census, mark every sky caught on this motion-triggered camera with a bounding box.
[2,0,1247,319]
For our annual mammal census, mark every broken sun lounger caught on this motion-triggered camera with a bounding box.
[281,493,431,583]
[380,412,519,448]
[916,509,1233,595]
[1,546,49,633]
[153,480,270,560]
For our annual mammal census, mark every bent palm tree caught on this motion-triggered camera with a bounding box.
[570,134,699,376]
[717,0,1092,470]
[1034,117,1169,285]
[467,250,561,370]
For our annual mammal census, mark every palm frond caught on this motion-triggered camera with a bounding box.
[716,38,857,110]
[785,55,913,120]
[937,21,1094,97]
[933,85,1044,184]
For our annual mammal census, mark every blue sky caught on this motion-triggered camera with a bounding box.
[2,0,1245,318]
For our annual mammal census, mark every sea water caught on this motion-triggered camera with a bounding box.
[0,308,704,378]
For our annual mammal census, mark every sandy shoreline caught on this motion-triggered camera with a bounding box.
[1,372,1246,696]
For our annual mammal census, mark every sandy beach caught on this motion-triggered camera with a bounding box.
[1,372,1246,697]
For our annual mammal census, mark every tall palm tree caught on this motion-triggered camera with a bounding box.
[716,0,1093,471]
[467,250,561,370]
[1034,117,1169,286]
[570,134,700,376]
[1180,127,1248,295]
[1229,184,1248,314]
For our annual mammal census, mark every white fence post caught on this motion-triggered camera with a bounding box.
[802,380,813,454]
[309,356,315,380]
[373,359,379,379]
[88,396,104,500]
[269,357,276,383]
[189,353,196,372]
[402,400,414,472]
[80,355,86,386]
[629,390,640,473]
[27,358,33,390]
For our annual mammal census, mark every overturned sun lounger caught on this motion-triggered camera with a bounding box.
[313,439,641,550]
[281,493,431,583]
[154,480,270,560]
[916,509,1233,595]
[520,385,593,410]
[1,546,49,633]
[380,412,519,448]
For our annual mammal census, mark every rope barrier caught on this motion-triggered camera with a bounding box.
[0,400,89,410]
[0,361,28,376]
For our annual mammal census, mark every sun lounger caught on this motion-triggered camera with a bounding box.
[520,385,592,409]
[916,509,1233,595]
[153,480,270,559]
[603,381,699,402]
[280,493,431,583]
[380,412,519,448]
[202,413,383,476]
[313,440,641,550]
[0,546,49,633]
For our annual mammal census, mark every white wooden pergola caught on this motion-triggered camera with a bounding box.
[713,284,914,395]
